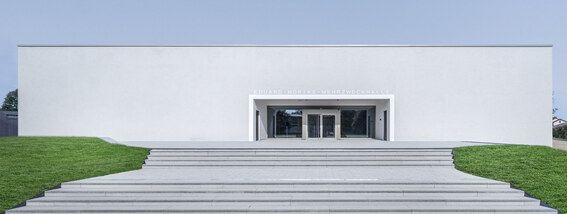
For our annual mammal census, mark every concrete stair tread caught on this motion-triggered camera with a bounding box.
[145,159,455,161]
[147,157,455,160]
[63,181,507,185]
[8,205,557,212]
[30,195,538,201]
[51,187,517,191]
[148,153,452,156]
[59,186,508,190]
[147,155,454,157]
[143,164,455,167]
[62,182,508,186]
[145,159,454,162]
[43,194,527,199]
[144,162,455,165]
[149,151,451,156]
[150,149,455,151]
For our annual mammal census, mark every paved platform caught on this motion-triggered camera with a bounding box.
[553,138,567,151]
[76,166,490,183]
[118,139,496,149]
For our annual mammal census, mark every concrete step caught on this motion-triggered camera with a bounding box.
[147,154,454,158]
[61,181,511,189]
[7,205,557,213]
[149,148,455,152]
[144,160,455,165]
[146,156,454,161]
[26,196,540,206]
[46,188,524,197]
[148,151,452,156]
[142,163,455,168]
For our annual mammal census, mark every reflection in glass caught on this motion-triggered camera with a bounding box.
[341,110,368,138]
[308,114,320,138]
[322,115,335,138]
[275,109,302,138]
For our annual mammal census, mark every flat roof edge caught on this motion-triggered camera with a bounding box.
[17,44,553,47]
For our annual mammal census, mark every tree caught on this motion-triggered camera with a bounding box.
[1,89,18,111]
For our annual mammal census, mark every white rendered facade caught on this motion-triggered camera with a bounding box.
[18,45,552,145]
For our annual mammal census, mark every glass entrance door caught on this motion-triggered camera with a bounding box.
[307,113,336,139]
[322,115,335,138]
[307,114,320,138]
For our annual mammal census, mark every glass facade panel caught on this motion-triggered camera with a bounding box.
[308,114,320,138]
[268,106,375,139]
[322,115,335,138]
[341,110,368,138]
[275,109,302,138]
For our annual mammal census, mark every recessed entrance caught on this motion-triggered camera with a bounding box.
[250,94,395,141]
[266,106,382,140]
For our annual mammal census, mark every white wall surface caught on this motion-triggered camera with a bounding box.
[18,46,552,145]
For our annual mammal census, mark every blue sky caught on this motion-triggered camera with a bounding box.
[0,0,566,118]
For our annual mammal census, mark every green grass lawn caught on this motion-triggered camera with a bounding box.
[0,137,150,212]
[453,145,567,213]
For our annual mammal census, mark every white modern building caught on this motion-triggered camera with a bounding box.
[18,45,552,145]
[553,117,567,128]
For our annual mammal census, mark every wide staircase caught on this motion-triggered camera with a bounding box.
[7,147,559,213]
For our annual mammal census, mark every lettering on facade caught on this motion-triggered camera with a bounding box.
[252,89,390,95]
